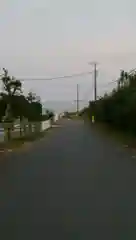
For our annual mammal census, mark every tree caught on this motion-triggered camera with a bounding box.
[1,68,22,120]
[1,68,22,140]
[27,91,36,103]
[26,91,42,120]
[118,70,124,88]
[2,68,22,96]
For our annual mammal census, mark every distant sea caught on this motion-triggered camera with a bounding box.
[43,100,89,114]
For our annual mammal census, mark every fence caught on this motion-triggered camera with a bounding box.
[0,113,60,142]
[0,120,52,142]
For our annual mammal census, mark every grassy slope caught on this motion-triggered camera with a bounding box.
[91,122,136,149]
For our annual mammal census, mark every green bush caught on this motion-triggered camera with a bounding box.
[88,71,136,134]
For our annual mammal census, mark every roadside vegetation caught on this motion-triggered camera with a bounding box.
[0,68,54,145]
[83,70,136,147]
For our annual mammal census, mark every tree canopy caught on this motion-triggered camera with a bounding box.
[0,68,50,122]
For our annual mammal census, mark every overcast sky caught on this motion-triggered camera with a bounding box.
[0,0,135,104]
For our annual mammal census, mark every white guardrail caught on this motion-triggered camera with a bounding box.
[0,114,60,142]
[41,114,59,130]
[41,120,51,131]
[54,113,59,122]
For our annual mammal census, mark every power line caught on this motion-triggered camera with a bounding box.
[127,68,136,75]
[105,68,136,86]
[18,71,92,81]
[95,68,136,99]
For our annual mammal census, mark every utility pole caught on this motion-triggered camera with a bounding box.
[74,84,83,115]
[76,83,79,114]
[88,62,98,124]
[94,63,97,101]
[89,62,98,101]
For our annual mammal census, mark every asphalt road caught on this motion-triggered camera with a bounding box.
[1,119,136,239]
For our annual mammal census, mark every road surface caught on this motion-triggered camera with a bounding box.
[1,119,136,239]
